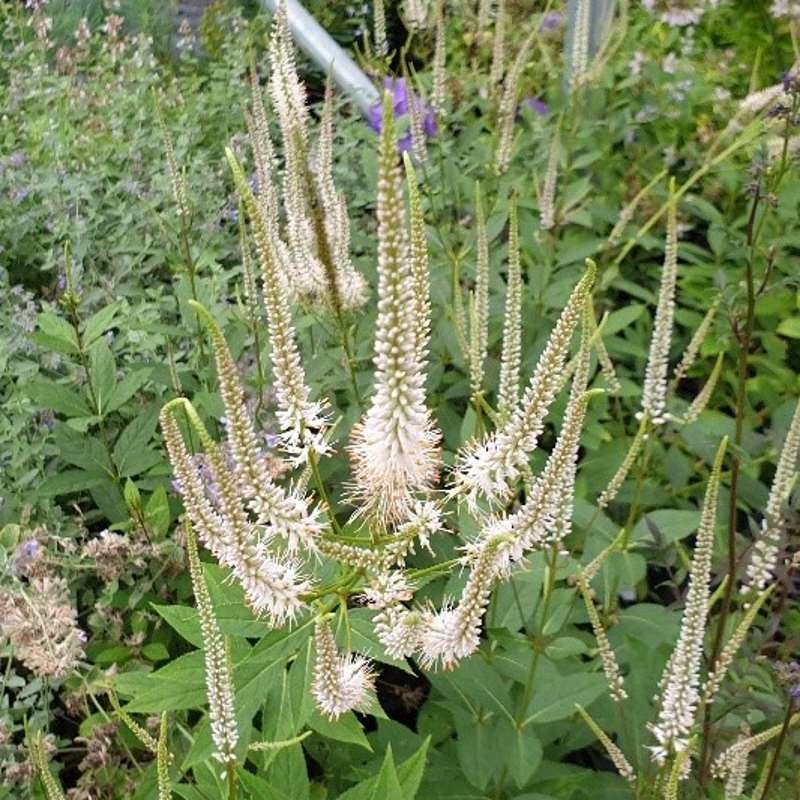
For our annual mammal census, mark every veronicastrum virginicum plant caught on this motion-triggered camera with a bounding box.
[121,10,800,800]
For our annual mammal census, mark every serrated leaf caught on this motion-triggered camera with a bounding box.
[113,407,160,477]
[106,368,152,414]
[82,302,122,345]
[309,710,372,750]
[89,339,116,416]
[35,312,79,354]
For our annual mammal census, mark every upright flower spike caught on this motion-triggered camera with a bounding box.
[311,618,375,719]
[742,397,800,594]
[29,733,66,800]
[227,151,331,463]
[649,437,728,769]
[314,76,368,313]
[403,152,431,368]
[494,25,537,174]
[373,0,388,55]
[187,300,324,549]
[431,0,446,116]
[469,182,490,400]
[569,0,591,90]
[161,399,312,624]
[498,197,522,421]
[453,261,595,506]
[185,526,239,766]
[154,96,190,223]
[641,178,679,426]
[538,125,560,231]
[490,0,506,86]
[156,713,172,800]
[349,92,441,525]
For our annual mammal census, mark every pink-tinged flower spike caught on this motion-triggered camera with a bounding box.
[453,260,595,506]
[311,618,375,719]
[161,399,312,624]
[641,179,679,426]
[431,0,446,116]
[673,299,719,385]
[648,437,727,770]
[742,397,800,595]
[187,301,324,551]
[185,525,238,766]
[497,196,522,421]
[227,151,331,464]
[348,92,441,525]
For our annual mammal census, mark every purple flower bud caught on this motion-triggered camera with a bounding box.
[540,12,563,31]
[8,151,26,169]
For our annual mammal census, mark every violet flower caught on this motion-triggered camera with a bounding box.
[366,77,437,153]
[521,97,549,117]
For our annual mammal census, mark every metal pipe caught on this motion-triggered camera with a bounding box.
[256,0,380,116]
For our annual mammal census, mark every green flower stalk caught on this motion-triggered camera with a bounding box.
[576,705,636,784]
[349,92,441,524]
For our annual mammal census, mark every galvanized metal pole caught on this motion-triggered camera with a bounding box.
[256,0,380,117]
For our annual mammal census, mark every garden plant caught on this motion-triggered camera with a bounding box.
[1,0,800,799]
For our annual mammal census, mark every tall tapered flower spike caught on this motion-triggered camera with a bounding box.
[649,437,727,768]
[187,300,324,547]
[185,525,239,766]
[575,705,637,784]
[570,0,591,90]
[247,65,280,229]
[156,713,172,800]
[596,412,648,509]
[538,125,560,230]
[348,92,440,525]
[29,732,66,800]
[312,618,375,719]
[431,0,446,116]
[227,151,331,463]
[641,178,679,426]
[490,0,506,86]
[373,0,387,56]
[453,260,595,506]
[469,182,490,400]
[161,399,313,623]
[403,152,431,368]
[673,299,719,384]
[494,24,537,174]
[742,397,800,594]
[154,96,190,223]
[606,168,668,248]
[498,196,522,421]
[315,76,368,312]
[684,351,724,424]
[478,316,596,564]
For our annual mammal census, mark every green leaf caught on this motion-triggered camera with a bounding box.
[113,407,160,477]
[309,710,372,750]
[34,312,79,354]
[28,380,91,418]
[521,661,607,725]
[82,302,122,345]
[89,339,116,416]
[152,604,202,647]
[497,722,542,788]
[106,368,152,414]
[37,469,107,497]
[52,425,113,475]
[337,745,405,800]
[145,486,171,537]
[632,510,700,545]
[452,708,501,791]
[777,317,800,338]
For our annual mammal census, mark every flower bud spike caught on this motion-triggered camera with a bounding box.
[498,196,522,421]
